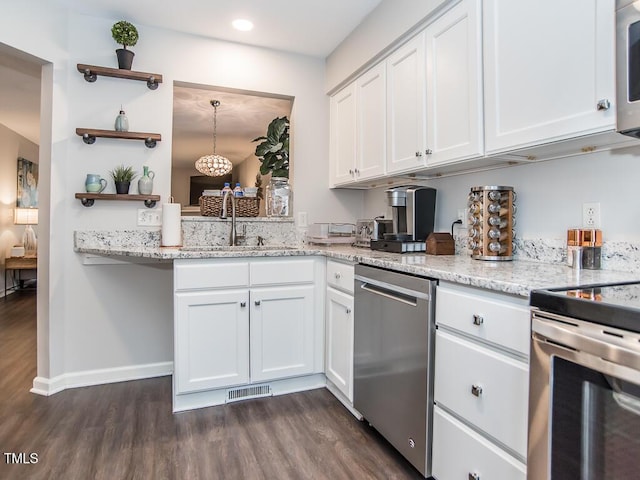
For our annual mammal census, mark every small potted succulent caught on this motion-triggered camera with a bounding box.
[110,165,137,194]
[111,20,139,70]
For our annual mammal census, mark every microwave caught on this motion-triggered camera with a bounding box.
[617,0,640,137]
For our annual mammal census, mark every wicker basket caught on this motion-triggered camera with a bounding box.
[199,195,259,217]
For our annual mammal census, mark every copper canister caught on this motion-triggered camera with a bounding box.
[567,228,602,269]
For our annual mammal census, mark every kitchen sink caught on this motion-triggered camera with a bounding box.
[179,245,299,252]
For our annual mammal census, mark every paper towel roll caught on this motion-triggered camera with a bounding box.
[161,203,182,247]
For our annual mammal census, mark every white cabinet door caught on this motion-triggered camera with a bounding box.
[325,287,354,401]
[483,0,616,154]
[432,406,526,480]
[386,35,427,174]
[174,290,249,394]
[425,0,483,166]
[356,63,386,181]
[250,285,316,382]
[330,82,357,186]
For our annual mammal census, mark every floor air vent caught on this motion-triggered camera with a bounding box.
[226,384,272,403]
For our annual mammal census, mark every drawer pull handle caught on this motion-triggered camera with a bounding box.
[346,308,352,314]
[255,300,261,306]
[472,314,484,326]
[469,473,480,480]
[240,302,246,307]
[335,272,341,279]
[471,384,483,397]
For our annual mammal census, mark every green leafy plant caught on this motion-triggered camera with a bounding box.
[111,21,139,49]
[109,165,137,183]
[252,116,289,178]
[255,173,263,201]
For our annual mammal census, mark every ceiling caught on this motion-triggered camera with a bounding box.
[172,86,293,170]
[51,0,383,58]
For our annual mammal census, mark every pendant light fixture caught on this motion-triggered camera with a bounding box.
[195,100,233,176]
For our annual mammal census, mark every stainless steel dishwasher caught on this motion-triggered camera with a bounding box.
[354,264,436,477]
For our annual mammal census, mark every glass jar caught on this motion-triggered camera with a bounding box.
[265,177,292,217]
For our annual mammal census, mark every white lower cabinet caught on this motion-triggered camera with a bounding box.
[175,289,249,394]
[250,285,316,382]
[432,281,530,479]
[325,287,354,401]
[173,257,324,411]
[432,406,526,480]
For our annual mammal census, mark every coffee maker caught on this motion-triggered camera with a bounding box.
[370,186,437,253]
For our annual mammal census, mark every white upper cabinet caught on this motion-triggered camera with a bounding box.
[330,82,357,186]
[386,35,427,174]
[330,65,386,187]
[483,0,616,154]
[356,63,387,181]
[425,0,484,166]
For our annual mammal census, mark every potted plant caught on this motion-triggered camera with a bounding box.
[252,117,291,216]
[110,165,137,194]
[111,20,139,70]
[252,116,290,178]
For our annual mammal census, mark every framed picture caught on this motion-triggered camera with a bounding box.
[17,157,38,208]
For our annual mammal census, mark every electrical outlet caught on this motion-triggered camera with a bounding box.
[137,208,161,226]
[297,211,308,228]
[582,202,601,228]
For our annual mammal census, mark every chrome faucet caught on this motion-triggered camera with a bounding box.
[221,190,238,246]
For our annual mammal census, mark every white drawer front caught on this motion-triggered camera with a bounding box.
[174,260,249,291]
[436,284,530,355]
[434,330,529,457]
[432,406,526,480]
[250,259,315,286]
[326,260,354,294]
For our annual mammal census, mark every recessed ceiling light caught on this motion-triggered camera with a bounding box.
[232,19,254,32]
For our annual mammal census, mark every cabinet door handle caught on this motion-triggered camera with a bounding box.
[345,308,352,314]
[471,384,483,397]
[349,169,354,175]
[334,272,341,279]
[469,473,480,480]
[472,314,484,326]
[425,149,433,155]
[354,168,360,175]
[415,151,423,157]
[255,300,261,306]
[596,99,611,111]
[240,302,246,307]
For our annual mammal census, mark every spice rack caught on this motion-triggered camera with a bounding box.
[467,186,516,261]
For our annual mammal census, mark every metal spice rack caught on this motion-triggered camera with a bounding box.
[467,185,516,261]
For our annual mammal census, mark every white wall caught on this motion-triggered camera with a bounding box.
[363,147,640,242]
[1,1,365,385]
[325,0,448,92]
[0,123,40,294]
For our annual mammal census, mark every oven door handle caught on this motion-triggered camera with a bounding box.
[533,316,640,371]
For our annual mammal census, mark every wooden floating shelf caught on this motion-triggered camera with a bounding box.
[77,64,163,89]
[75,193,160,208]
[76,128,162,148]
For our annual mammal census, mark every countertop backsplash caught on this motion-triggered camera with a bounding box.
[452,230,640,273]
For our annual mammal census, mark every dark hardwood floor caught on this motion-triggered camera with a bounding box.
[0,290,424,480]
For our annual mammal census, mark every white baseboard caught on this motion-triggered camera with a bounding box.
[30,361,173,396]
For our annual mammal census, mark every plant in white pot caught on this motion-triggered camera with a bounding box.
[111,20,139,70]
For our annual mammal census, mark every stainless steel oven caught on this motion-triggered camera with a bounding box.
[528,283,640,479]
[617,0,640,137]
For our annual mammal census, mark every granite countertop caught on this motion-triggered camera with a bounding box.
[74,243,640,298]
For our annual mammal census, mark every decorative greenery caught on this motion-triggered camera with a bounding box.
[252,116,289,178]
[109,165,137,183]
[111,21,139,49]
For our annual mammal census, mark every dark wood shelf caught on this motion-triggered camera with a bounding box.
[76,128,161,148]
[75,193,160,208]
[77,64,163,89]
